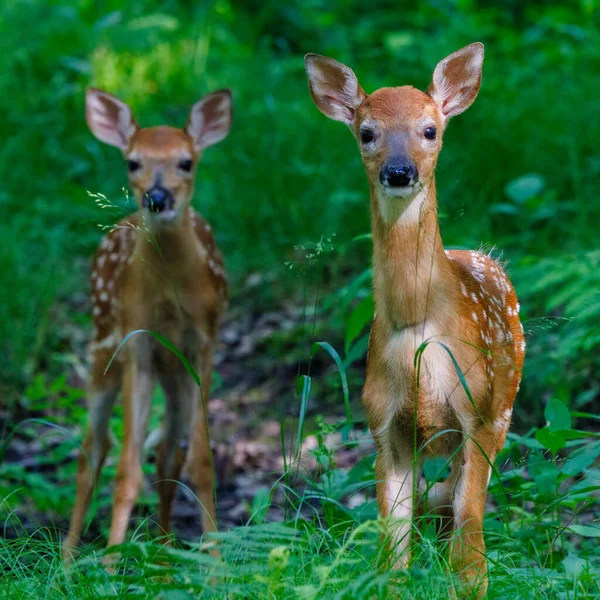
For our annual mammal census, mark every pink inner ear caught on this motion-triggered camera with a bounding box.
[188,92,231,149]
[324,95,354,123]
[87,92,135,149]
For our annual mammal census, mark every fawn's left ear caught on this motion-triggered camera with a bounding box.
[186,89,233,151]
[428,42,484,119]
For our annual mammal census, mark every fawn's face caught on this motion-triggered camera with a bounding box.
[353,87,443,198]
[305,43,484,217]
[86,89,232,228]
[124,127,196,223]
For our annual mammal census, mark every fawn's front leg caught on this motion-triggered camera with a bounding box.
[63,356,121,559]
[376,431,417,569]
[106,359,154,549]
[450,427,497,598]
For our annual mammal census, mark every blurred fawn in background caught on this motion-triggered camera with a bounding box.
[63,88,232,559]
[305,43,524,596]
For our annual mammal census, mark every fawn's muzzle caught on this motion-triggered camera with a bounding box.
[143,187,175,213]
[379,161,419,188]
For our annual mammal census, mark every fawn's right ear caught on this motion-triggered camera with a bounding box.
[304,54,366,125]
[86,88,138,150]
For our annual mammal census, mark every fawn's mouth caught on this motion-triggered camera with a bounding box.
[381,182,418,198]
[147,208,178,222]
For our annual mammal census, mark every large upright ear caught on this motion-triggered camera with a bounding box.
[86,88,138,150]
[304,54,366,125]
[427,42,484,119]
[186,89,233,152]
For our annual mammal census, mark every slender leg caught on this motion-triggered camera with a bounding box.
[63,377,119,559]
[106,361,154,548]
[376,434,416,569]
[450,429,497,598]
[185,351,217,536]
[155,374,192,538]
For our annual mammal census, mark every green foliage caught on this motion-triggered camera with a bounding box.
[1,0,600,597]
[515,249,600,416]
[1,395,599,598]
[2,319,599,597]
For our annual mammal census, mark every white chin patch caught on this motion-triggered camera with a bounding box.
[381,184,417,198]
[143,208,179,227]
[376,184,424,224]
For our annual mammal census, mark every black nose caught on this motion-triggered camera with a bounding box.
[379,163,418,188]
[143,187,174,213]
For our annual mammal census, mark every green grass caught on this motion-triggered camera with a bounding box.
[1,326,599,598]
[1,0,600,410]
[1,412,599,599]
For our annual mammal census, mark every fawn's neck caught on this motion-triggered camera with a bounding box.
[370,180,454,332]
[134,206,197,273]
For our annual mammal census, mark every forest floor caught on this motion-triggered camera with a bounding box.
[2,277,373,545]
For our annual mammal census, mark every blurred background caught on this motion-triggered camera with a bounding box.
[1,0,599,538]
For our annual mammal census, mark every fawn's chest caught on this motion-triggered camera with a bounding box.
[123,261,214,331]
[375,316,484,416]
[379,320,458,405]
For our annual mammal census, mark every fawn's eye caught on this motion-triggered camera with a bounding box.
[424,126,437,140]
[178,159,193,172]
[360,128,375,145]
[127,159,141,173]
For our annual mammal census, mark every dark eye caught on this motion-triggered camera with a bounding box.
[360,128,375,144]
[424,126,437,140]
[127,159,141,172]
[178,159,193,172]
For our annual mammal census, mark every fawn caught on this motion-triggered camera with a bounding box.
[305,43,525,596]
[63,88,231,560]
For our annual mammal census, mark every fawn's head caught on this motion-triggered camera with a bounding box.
[305,43,484,218]
[86,88,232,228]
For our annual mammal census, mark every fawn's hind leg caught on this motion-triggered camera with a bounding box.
[185,350,217,536]
[155,372,192,538]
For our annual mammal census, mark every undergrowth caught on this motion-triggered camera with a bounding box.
[1,299,599,598]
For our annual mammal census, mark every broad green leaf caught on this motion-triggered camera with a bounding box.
[545,398,571,431]
[344,333,370,368]
[535,427,566,454]
[422,457,450,484]
[568,524,600,537]
[562,441,600,476]
[528,454,559,496]
[345,295,374,352]
[562,552,587,578]
[505,173,545,203]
